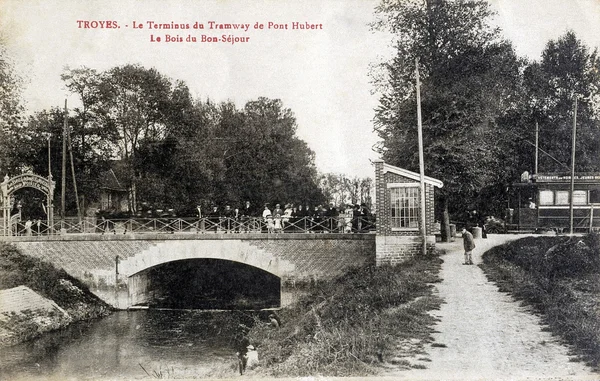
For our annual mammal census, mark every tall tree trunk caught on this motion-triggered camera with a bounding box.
[442,196,451,242]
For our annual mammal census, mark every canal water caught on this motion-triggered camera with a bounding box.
[1,309,264,380]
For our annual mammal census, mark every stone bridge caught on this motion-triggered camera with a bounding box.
[6,233,375,309]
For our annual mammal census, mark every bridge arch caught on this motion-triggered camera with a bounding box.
[118,239,295,279]
[128,258,282,309]
[1,173,55,236]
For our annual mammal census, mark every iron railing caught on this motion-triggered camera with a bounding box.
[5,216,376,236]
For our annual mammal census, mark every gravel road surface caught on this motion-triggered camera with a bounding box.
[385,234,597,381]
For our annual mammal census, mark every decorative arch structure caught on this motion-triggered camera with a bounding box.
[0,173,55,236]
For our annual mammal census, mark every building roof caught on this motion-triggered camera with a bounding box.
[98,168,127,192]
[381,162,444,188]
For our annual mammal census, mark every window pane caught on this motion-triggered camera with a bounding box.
[573,190,587,205]
[590,189,600,204]
[539,190,554,205]
[390,187,419,229]
[556,191,569,205]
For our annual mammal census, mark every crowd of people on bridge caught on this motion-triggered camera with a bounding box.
[199,201,374,234]
[9,200,375,235]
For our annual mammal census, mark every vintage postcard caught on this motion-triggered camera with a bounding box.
[0,0,599,380]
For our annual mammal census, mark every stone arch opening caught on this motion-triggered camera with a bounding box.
[128,258,281,309]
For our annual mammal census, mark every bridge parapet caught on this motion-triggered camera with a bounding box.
[4,216,376,237]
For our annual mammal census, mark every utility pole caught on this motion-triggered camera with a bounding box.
[534,120,539,176]
[569,96,578,235]
[47,135,52,232]
[416,58,427,255]
[67,126,81,222]
[61,100,67,221]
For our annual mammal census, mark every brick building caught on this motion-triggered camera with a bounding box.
[373,160,443,265]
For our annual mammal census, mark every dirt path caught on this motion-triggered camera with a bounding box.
[386,234,595,380]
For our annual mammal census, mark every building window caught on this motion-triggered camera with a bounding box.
[555,191,569,205]
[573,190,587,205]
[539,190,554,205]
[590,189,600,204]
[390,187,419,230]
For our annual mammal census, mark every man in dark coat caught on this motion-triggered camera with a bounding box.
[461,227,476,265]
[241,201,254,232]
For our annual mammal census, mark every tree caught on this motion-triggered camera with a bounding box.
[319,173,373,209]
[0,42,25,173]
[61,64,178,212]
[133,97,325,213]
[372,0,523,240]
[220,97,324,208]
[59,64,326,214]
[523,31,600,173]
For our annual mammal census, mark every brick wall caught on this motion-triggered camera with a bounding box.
[0,286,72,345]
[374,160,440,265]
[375,235,436,265]
[246,235,375,281]
[374,160,436,236]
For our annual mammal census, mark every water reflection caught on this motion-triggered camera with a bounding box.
[1,309,263,380]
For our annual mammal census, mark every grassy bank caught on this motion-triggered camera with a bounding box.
[480,234,600,370]
[244,254,443,377]
[0,242,112,345]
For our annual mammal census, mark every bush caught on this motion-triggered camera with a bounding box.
[246,255,443,377]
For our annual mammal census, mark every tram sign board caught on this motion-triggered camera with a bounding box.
[535,174,600,183]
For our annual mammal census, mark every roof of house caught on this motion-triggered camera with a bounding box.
[98,168,127,192]
[381,162,444,188]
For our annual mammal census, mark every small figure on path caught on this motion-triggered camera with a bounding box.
[461,227,475,265]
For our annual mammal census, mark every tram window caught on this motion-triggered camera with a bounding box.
[539,190,554,205]
[556,191,569,205]
[590,189,600,204]
[573,190,587,205]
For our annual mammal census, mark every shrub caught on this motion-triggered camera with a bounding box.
[246,255,443,376]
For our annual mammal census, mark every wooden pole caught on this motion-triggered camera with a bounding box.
[61,100,67,221]
[569,96,578,235]
[416,58,427,255]
[47,136,52,232]
[534,120,539,175]
[48,136,51,180]
[66,126,81,223]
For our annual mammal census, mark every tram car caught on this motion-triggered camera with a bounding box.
[509,172,600,233]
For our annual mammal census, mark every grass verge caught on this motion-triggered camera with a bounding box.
[480,234,600,370]
[245,253,443,377]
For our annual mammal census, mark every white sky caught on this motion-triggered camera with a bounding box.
[1,0,600,179]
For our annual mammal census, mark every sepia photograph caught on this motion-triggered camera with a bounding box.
[0,0,599,380]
